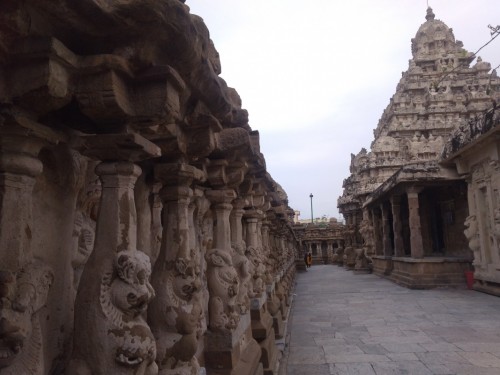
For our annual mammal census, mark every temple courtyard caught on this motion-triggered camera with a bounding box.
[281,265,500,375]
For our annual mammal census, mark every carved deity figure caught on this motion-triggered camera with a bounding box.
[0,261,53,375]
[205,248,240,332]
[231,243,251,314]
[464,215,481,265]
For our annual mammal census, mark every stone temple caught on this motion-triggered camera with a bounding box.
[0,2,499,375]
[338,8,500,293]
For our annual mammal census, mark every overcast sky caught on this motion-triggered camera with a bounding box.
[187,0,500,221]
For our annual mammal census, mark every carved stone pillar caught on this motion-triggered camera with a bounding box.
[0,125,54,375]
[407,188,424,259]
[391,195,405,257]
[230,198,246,247]
[209,189,237,250]
[371,208,382,255]
[327,242,333,263]
[262,221,271,252]
[148,162,205,373]
[245,210,260,249]
[381,203,393,257]
[0,135,44,269]
[204,190,262,375]
[244,210,278,374]
[230,198,252,315]
[70,133,160,375]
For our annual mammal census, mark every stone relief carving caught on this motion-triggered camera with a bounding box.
[99,250,157,374]
[0,261,54,375]
[231,242,251,314]
[72,211,96,289]
[71,169,101,293]
[161,300,203,374]
[150,247,202,373]
[0,1,300,372]
[205,248,240,332]
[246,246,265,298]
[464,215,481,266]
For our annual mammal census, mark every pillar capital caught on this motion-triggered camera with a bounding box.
[154,162,206,187]
[205,188,237,206]
[406,186,423,197]
[82,132,161,162]
[244,208,264,221]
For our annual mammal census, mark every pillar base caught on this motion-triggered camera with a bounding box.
[205,313,262,375]
[250,295,278,375]
[272,314,284,339]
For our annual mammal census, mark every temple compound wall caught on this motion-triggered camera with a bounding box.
[292,219,345,267]
[338,8,500,289]
[0,1,298,374]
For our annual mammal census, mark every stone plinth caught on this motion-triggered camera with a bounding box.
[266,283,284,339]
[473,276,500,297]
[204,313,263,375]
[388,257,472,289]
[250,295,278,375]
[371,256,394,276]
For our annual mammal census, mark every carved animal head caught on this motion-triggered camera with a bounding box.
[112,251,155,318]
[0,262,53,369]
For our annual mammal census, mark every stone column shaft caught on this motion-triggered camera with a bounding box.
[72,133,160,375]
[245,209,263,249]
[0,139,44,269]
[391,195,405,257]
[407,189,424,259]
[380,203,392,256]
[230,198,246,247]
[371,209,382,255]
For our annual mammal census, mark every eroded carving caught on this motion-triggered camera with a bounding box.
[205,248,240,332]
[99,250,157,374]
[0,261,53,375]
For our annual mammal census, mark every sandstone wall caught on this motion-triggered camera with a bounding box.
[0,2,298,374]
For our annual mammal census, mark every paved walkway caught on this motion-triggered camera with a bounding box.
[281,265,500,375]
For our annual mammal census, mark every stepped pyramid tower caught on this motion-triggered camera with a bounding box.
[337,8,500,287]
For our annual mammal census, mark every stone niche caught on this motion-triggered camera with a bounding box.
[0,1,299,374]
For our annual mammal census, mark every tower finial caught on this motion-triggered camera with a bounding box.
[426,7,435,21]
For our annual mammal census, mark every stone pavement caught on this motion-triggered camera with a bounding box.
[281,265,500,375]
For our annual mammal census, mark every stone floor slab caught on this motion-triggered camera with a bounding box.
[281,265,500,374]
[329,363,376,375]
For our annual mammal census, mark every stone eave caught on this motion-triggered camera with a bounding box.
[363,162,462,208]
